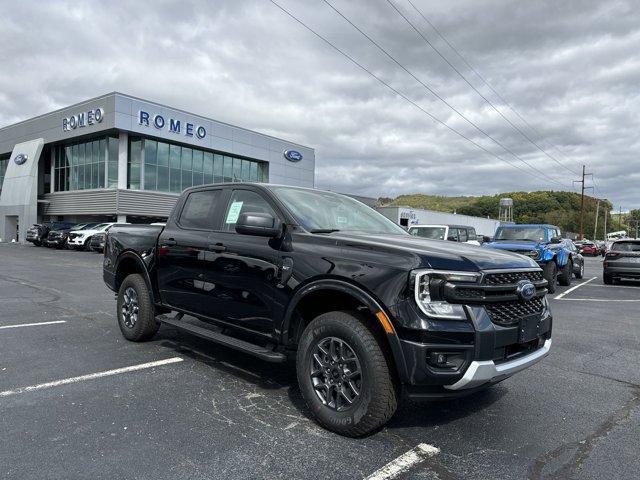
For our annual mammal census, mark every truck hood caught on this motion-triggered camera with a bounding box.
[484,240,542,251]
[328,232,538,271]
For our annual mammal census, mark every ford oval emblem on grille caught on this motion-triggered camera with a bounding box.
[516,280,536,301]
[14,153,28,165]
[284,150,303,162]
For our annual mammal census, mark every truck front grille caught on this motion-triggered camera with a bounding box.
[483,270,543,285]
[443,269,548,326]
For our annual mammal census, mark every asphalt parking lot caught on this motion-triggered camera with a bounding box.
[1,245,639,480]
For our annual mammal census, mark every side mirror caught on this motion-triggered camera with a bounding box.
[235,212,281,237]
[447,236,457,242]
[550,236,562,244]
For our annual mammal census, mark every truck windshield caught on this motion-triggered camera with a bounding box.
[408,226,446,240]
[494,226,546,241]
[270,186,407,235]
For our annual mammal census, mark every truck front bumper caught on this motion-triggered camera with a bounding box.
[392,300,552,398]
[444,338,551,390]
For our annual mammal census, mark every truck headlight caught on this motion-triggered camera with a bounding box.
[413,270,479,320]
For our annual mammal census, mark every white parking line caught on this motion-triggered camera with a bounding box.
[0,357,183,397]
[556,298,640,302]
[554,277,597,300]
[364,443,440,480]
[0,320,67,330]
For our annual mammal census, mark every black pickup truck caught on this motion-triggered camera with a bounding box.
[104,183,552,436]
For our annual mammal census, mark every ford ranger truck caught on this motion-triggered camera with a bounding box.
[103,184,552,437]
[484,224,574,293]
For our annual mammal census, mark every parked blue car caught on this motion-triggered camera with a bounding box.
[483,224,574,293]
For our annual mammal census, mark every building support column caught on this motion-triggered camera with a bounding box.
[116,132,128,221]
[117,132,128,190]
[49,148,55,193]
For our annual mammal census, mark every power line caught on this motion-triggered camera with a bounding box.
[320,0,569,188]
[267,0,567,187]
[404,0,584,175]
[387,0,582,176]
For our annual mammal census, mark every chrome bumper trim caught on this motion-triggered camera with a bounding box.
[445,339,552,390]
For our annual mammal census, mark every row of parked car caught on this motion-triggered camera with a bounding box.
[409,222,640,287]
[26,222,121,252]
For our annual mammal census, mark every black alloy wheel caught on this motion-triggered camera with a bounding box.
[310,336,362,411]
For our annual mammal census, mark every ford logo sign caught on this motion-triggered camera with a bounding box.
[516,280,536,301]
[14,153,28,165]
[284,150,303,162]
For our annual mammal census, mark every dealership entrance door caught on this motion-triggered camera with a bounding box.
[3,215,18,242]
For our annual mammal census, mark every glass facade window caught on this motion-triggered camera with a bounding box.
[128,136,268,194]
[53,135,118,191]
[0,153,9,195]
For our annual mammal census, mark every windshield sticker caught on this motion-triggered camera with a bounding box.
[225,201,244,223]
[337,216,348,224]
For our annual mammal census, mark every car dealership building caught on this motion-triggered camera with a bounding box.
[0,92,315,242]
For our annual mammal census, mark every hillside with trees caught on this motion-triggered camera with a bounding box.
[381,191,613,239]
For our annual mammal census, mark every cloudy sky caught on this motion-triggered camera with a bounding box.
[1,0,639,208]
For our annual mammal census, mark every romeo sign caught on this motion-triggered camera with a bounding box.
[62,108,104,132]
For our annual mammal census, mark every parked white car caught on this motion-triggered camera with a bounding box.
[67,222,118,250]
[408,224,481,246]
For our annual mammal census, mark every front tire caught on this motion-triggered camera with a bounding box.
[117,274,159,341]
[558,259,573,286]
[543,261,557,293]
[296,311,397,437]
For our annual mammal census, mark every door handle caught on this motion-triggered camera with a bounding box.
[208,243,226,253]
[164,238,177,246]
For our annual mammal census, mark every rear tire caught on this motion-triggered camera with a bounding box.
[575,261,584,279]
[296,311,397,437]
[543,261,557,293]
[33,240,41,247]
[558,260,573,286]
[603,273,614,285]
[117,274,159,341]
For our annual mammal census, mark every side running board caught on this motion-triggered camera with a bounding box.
[159,315,287,363]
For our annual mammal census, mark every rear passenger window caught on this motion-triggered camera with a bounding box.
[179,190,221,229]
[223,189,277,232]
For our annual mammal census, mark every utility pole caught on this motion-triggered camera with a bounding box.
[593,199,600,241]
[573,165,593,240]
[603,208,608,241]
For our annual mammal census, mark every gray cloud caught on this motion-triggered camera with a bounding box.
[1,0,638,208]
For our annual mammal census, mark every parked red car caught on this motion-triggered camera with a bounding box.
[577,242,598,256]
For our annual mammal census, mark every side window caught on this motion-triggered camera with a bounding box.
[459,229,468,242]
[223,189,277,232]
[447,228,459,242]
[468,227,476,239]
[179,189,221,229]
